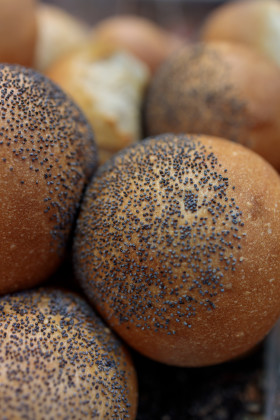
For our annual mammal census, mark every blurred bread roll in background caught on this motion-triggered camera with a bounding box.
[93,15,184,74]
[47,42,150,164]
[201,0,280,67]
[0,0,37,66]
[34,3,90,72]
[145,41,280,172]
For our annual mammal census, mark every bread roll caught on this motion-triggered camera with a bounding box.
[201,0,280,67]
[0,0,37,66]
[47,43,150,165]
[145,41,280,172]
[0,288,138,419]
[0,64,97,295]
[74,134,280,367]
[34,3,90,72]
[93,15,184,74]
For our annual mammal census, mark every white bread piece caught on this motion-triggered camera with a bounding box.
[47,43,150,164]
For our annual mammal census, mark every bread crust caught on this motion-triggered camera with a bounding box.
[201,0,280,67]
[74,134,280,366]
[93,15,184,74]
[0,64,97,294]
[145,42,280,172]
[0,288,138,419]
[0,0,37,66]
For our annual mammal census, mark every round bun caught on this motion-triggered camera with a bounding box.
[144,41,280,172]
[0,0,37,66]
[0,64,97,295]
[93,15,184,74]
[47,43,149,165]
[0,288,138,419]
[74,134,280,367]
[201,0,280,67]
[34,3,90,72]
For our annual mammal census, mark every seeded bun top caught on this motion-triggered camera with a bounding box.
[0,288,138,419]
[0,64,97,294]
[74,134,280,366]
[144,42,280,172]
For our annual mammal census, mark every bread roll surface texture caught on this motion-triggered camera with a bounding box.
[145,42,280,172]
[0,288,138,419]
[74,134,280,366]
[0,64,97,295]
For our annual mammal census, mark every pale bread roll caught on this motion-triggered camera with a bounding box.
[201,0,280,67]
[93,15,184,74]
[34,3,90,72]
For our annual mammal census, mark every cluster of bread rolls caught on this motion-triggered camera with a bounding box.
[1,0,280,418]
[36,4,184,164]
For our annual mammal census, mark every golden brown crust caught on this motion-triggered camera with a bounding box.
[0,64,97,295]
[0,288,138,419]
[93,15,184,74]
[145,41,280,171]
[201,0,280,67]
[0,0,37,66]
[74,134,280,366]
[201,0,265,45]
